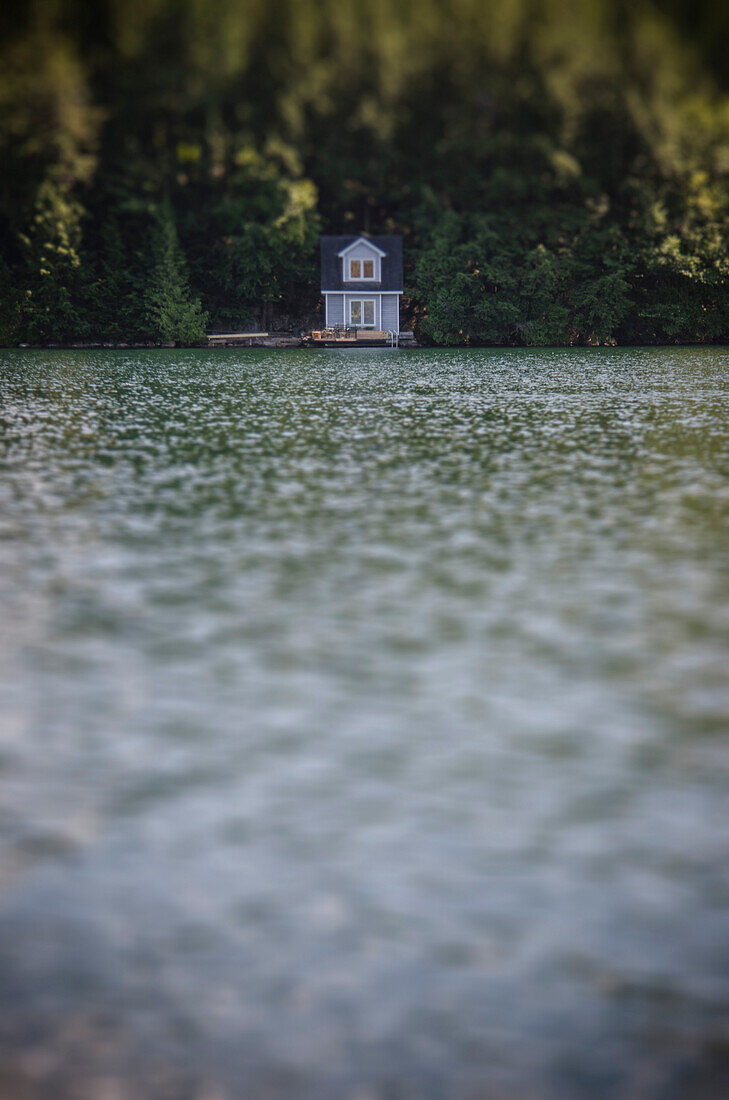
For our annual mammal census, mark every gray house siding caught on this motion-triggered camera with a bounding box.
[325,292,400,332]
[340,240,382,281]
[325,293,345,327]
[343,292,380,329]
[381,293,400,332]
[344,241,382,262]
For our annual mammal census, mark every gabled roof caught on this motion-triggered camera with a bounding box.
[337,236,387,258]
[321,235,403,292]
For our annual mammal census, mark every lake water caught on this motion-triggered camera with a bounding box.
[1,347,728,1099]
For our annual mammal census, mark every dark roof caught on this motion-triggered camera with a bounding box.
[320,235,403,292]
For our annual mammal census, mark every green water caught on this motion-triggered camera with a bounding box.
[1,346,728,1099]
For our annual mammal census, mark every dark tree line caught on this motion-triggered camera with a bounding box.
[2,0,729,346]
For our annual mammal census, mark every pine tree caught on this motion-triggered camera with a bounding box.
[0,253,22,344]
[146,202,208,344]
[92,215,147,341]
[19,180,84,343]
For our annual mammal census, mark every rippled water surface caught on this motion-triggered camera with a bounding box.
[1,347,728,1099]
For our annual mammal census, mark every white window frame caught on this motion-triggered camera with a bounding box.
[349,257,377,281]
[349,298,376,328]
[338,237,386,283]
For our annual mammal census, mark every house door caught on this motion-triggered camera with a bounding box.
[350,299,375,328]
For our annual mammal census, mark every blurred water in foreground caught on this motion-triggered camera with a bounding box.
[0,346,728,1099]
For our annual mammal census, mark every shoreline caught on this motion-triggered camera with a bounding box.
[5,340,729,351]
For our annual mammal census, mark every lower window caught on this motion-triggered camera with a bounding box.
[350,300,375,327]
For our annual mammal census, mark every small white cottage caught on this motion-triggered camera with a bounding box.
[320,235,403,333]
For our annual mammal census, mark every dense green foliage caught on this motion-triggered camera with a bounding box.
[2,0,729,345]
[146,202,208,343]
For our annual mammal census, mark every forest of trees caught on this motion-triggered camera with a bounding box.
[2,0,729,346]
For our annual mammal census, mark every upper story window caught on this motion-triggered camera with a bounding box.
[337,237,387,283]
[349,258,375,280]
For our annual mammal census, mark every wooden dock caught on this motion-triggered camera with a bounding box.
[206,330,416,349]
[304,329,403,348]
[207,332,301,348]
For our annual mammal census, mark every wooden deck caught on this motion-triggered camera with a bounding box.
[205,330,416,349]
[207,332,301,348]
[305,329,399,347]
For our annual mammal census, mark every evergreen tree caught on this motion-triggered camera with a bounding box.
[0,252,22,344]
[90,214,148,341]
[18,180,84,343]
[146,202,208,344]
